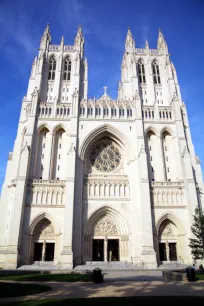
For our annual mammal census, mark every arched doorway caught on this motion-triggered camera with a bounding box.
[32,218,55,262]
[158,219,179,262]
[84,206,129,262]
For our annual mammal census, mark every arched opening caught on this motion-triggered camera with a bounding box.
[79,125,131,264]
[34,127,50,179]
[48,56,56,81]
[51,127,66,180]
[158,219,179,262]
[152,60,160,84]
[161,130,175,181]
[145,130,158,181]
[84,206,129,262]
[32,218,55,263]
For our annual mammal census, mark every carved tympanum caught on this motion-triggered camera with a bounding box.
[94,217,118,235]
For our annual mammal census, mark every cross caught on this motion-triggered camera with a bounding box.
[103,86,108,95]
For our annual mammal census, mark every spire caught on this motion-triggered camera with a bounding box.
[125,27,135,52]
[40,23,51,49]
[74,24,84,57]
[74,24,84,46]
[157,29,168,53]
[145,39,149,50]
[60,35,64,45]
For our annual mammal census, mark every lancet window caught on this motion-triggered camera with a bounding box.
[63,56,71,81]
[152,61,161,84]
[48,56,56,80]
[138,60,146,84]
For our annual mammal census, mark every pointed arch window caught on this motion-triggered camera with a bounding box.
[138,60,146,84]
[119,108,124,117]
[103,107,109,116]
[127,108,132,117]
[63,56,71,81]
[88,107,93,116]
[96,107,101,116]
[111,108,117,117]
[152,61,161,84]
[80,106,85,116]
[48,56,56,80]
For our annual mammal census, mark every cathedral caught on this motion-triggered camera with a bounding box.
[0,25,203,269]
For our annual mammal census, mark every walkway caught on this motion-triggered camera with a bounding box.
[1,279,204,303]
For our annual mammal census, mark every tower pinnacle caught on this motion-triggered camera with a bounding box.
[157,29,168,53]
[40,24,51,49]
[125,27,135,52]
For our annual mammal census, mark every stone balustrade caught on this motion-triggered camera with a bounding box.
[150,181,185,207]
[26,179,66,206]
[83,177,130,200]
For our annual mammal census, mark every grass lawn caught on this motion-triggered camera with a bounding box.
[0,273,92,282]
[0,282,51,298]
[196,273,204,280]
[1,297,204,306]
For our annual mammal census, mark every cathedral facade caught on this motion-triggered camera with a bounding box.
[0,25,203,269]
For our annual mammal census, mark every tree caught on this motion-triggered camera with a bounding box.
[189,208,204,261]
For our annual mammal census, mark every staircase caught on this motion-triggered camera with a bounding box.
[18,261,58,270]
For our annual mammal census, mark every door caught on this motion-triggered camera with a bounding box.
[45,243,55,261]
[92,239,104,261]
[159,243,167,261]
[33,242,43,261]
[107,239,119,261]
[169,243,177,261]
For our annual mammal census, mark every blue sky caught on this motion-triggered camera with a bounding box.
[0,0,204,189]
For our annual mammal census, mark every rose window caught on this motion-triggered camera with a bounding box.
[89,141,122,172]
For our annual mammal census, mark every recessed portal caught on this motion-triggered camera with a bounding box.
[33,242,43,261]
[159,243,167,261]
[169,243,177,261]
[45,243,55,261]
[107,239,119,261]
[92,239,104,261]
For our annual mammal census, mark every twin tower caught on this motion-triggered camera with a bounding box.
[0,25,203,269]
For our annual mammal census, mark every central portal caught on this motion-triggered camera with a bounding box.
[92,238,119,261]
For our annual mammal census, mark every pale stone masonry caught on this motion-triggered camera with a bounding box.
[0,25,203,269]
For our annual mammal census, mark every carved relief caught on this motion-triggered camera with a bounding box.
[35,219,55,240]
[94,217,118,235]
[162,224,173,235]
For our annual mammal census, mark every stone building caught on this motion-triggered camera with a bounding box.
[0,25,203,269]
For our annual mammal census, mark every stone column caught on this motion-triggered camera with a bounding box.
[166,241,170,261]
[104,236,108,262]
[42,240,46,262]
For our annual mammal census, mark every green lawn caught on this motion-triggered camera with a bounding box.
[196,273,204,280]
[0,273,92,282]
[0,282,51,298]
[1,297,204,306]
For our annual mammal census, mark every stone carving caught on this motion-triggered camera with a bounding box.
[89,140,122,172]
[35,220,55,239]
[162,224,173,236]
[94,217,118,235]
